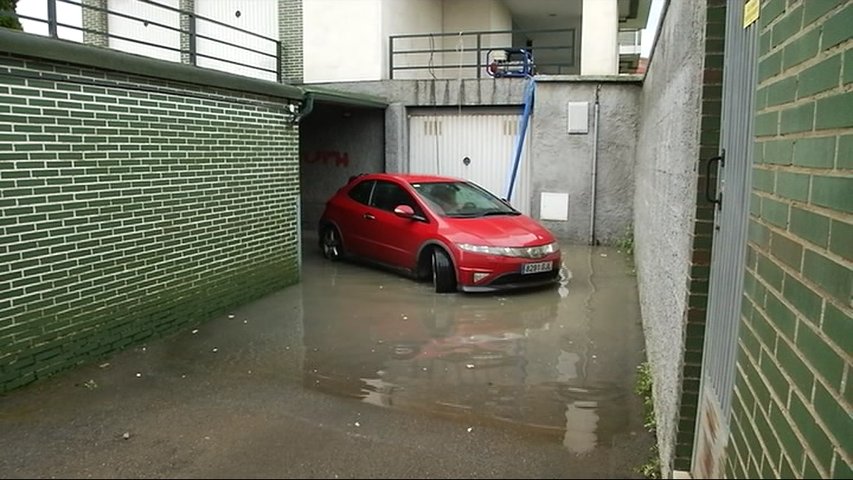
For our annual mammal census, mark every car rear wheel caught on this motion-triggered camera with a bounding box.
[431,248,457,293]
[320,226,344,261]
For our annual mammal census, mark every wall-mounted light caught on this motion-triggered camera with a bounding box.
[286,102,303,125]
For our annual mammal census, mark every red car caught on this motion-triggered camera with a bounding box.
[318,173,561,293]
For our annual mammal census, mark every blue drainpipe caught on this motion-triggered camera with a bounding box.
[505,76,535,202]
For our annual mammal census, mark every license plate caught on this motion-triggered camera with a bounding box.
[522,261,553,274]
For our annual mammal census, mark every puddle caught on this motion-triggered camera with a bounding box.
[297,240,647,452]
[0,238,650,478]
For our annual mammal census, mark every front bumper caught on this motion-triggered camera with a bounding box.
[459,270,560,292]
[456,251,562,292]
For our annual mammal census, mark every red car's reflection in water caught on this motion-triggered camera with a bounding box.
[300,275,630,453]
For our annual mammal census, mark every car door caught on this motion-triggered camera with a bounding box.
[335,179,375,257]
[362,180,432,269]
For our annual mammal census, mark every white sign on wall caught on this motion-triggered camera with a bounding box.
[540,192,569,221]
[567,102,589,134]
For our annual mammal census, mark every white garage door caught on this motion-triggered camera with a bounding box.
[408,112,532,215]
[108,0,180,62]
[196,0,279,81]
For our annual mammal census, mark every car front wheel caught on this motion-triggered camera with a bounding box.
[431,248,457,293]
[320,226,344,261]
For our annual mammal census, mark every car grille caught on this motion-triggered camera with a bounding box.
[490,269,560,286]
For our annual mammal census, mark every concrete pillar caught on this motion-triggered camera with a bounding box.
[384,103,407,173]
[580,0,618,75]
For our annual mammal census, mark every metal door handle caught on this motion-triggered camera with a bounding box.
[705,152,725,205]
[363,213,375,220]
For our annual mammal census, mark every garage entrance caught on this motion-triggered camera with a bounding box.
[298,89,388,232]
[408,110,532,215]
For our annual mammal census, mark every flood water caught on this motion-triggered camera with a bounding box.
[0,238,653,478]
[300,241,647,453]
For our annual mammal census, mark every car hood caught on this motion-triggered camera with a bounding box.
[442,215,555,247]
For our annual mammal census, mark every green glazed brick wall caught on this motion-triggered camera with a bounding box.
[0,53,301,393]
[727,0,852,478]
[673,0,727,472]
[179,0,195,66]
[279,0,303,84]
[81,0,108,48]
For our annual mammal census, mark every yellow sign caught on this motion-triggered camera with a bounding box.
[744,0,760,28]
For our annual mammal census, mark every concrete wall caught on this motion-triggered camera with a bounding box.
[727,1,852,478]
[381,0,443,80]
[580,0,618,75]
[520,19,581,76]
[441,0,509,33]
[300,104,385,230]
[631,0,710,476]
[0,31,302,393]
[304,0,514,82]
[303,0,383,83]
[488,0,511,36]
[441,0,512,79]
[531,80,639,244]
[309,76,641,244]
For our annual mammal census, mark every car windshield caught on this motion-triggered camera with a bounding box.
[411,181,520,218]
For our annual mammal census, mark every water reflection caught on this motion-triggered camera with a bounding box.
[298,244,640,454]
[564,401,599,454]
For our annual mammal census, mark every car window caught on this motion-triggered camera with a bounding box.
[371,181,423,215]
[411,181,518,217]
[348,180,374,205]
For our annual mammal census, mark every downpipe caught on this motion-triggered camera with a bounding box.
[589,84,601,245]
[506,77,536,202]
[291,92,314,124]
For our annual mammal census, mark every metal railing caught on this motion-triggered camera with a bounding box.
[617,27,643,74]
[618,28,642,55]
[389,28,575,80]
[15,0,282,82]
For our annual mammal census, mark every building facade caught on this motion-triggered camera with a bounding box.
[3,1,850,478]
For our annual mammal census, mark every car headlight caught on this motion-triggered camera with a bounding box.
[456,242,559,258]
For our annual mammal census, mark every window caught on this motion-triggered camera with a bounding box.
[412,181,517,217]
[371,181,421,215]
[348,180,374,205]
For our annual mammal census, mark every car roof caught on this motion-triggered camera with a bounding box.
[353,172,464,184]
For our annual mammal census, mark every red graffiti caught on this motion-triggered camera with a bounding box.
[302,151,349,167]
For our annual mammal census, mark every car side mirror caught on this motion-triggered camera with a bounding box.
[393,205,416,219]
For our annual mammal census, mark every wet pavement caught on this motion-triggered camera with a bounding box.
[0,237,652,479]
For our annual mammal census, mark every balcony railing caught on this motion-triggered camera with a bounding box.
[618,28,643,74]
[14,0,281,82]
[618,28,642,55]
[389,28,576,80]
